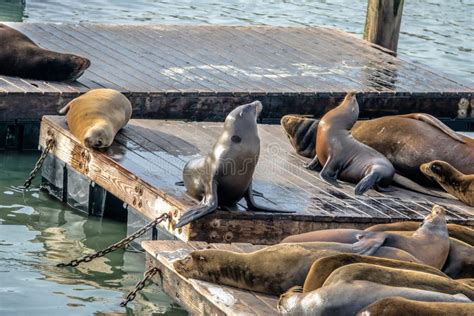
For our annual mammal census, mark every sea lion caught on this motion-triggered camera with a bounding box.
[356,297,474,316]
[173,241,419,295]
[366,222,474,246]
[302,253,448,292]
[306,91,395,194]
[281,113,474,184]
[442,238,474,279]
[458,278,474,288]
[277,281,471,316]
[281,205,450,269]
[59,89,132,149]
[0,24,90,81]
[323,263,474,299]
[175,101,292,227]
[421,160,474,206]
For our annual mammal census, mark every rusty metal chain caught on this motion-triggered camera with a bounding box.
[23,138,55,189]
[120,267,161,307]
[57,214,169,268]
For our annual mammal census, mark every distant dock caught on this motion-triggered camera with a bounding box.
[1,23,472,149]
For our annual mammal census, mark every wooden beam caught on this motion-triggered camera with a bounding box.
[364,0,405,53]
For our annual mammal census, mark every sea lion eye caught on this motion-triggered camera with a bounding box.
[231,135,242,143]
[199,256,206,261]
[430,163,442,174]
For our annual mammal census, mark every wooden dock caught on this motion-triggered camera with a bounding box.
[142,240,276,315]
[39,115,474,245]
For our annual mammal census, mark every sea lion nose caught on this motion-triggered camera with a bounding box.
[84,137,93,148]
[96,140,103,147]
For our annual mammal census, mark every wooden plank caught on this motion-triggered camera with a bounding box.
[143,240,279,315]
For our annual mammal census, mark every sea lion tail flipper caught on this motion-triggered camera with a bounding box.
[400,113,466,144]
[175,181,218,227]
[320,156,342,188]
[354,172,380,195]
[352,232,386,255]
[58,103,70,114]
[392,173,455,199]
[304,155,322,171]
[244,183,295,213]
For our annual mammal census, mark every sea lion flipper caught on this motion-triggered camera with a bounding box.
[320,156,341,188]
[354,171,380,195]
[244,183,295,213]
[352,232,386,255]
[393,173,455,199]
[304,155,322,171]
[400,113,466,144]
[58,103,71,114]
[175,181,218,227]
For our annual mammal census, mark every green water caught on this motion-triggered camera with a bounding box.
[0,152,187,315]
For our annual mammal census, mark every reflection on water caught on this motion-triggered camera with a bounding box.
[0,0,471,82]
[0,152,187,315]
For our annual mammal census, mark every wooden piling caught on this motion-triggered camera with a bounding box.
[364,0,405,53]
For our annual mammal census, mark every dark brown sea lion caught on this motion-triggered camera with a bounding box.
[307,91,395,195]
[281,205,450,269]
[366,221,474,246]
[356,297,474,316]
[421,160,474,206]
[0,24,90,81]
[175,101,292,227]
[302,253,448,292]
[323,263,474,299]
[173,241,419,295]
[281,113,474,184]
[277,281,471,316]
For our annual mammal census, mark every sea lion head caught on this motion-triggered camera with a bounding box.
[38,53,91,82]
[277,286,303,313]
[223,101,262,146]
[420,160,460,184]
[83,122,114,149]
[320,91,359,130]
[419,205,447,234]
[280,115,318,158]
[173,250,228,282]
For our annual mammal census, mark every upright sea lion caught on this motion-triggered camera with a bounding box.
[366,222,474,246]
[281,113,474,184]
[421,160,474,206]
[323,263,474,299]
[277,281,471,316]
[175,101,292,227]
[173,241,419,295]
[302,253,448,292]
[307,92,394,195]
[59,89,132,149]
[357,297,474,316]
[281,205,450,269]
[0,24,90,81]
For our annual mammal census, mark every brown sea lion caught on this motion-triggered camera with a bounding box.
[173,241,419,295]
[59,89,132,149]
[366,222,474,246]
[277,281,471,316]
[307,91,395,195]
[356,297,474,316]
[323,263,474,299]
[421,160,474,206]
[442,238,474,279]
[175,101,292,227]
[302,253,448,292]
[0,24,90,81]
[282,205,450,269]
[281,113,474,185]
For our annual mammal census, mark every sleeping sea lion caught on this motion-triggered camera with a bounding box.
[59,89,132,149]
[281,113,474,185]
[420,160,474,206]
[0,24,90,81]
[357,297,474,316]
[306,91,395,194]
[175,101,292,227]
[323,263,474,299]
[281,205,450,269]
[366,222,474,246]
[301,253,448,292]
[277,281,471,316]
[173,241,419,295]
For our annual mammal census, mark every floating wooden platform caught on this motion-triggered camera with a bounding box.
[1,22,472,125]
[142,240,275,315]
[39,116,474,245]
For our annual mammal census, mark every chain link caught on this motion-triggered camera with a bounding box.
[120,267,161,307]
[57,214,169,268]
[24,138,55,189]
